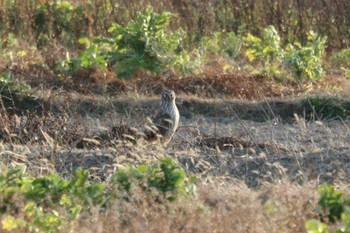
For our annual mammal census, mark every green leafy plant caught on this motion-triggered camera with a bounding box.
[0,169,107,232]
[200,31,242,59]
[35,1,84,46]
[305,219,329,233]
[317,184,350,223]
[167,50,202,77]
[198,31,242,71]
[244,25,284,77]
[306,184,350,233]
[112,157,196,201]
[0,158,196,232]
[57,37,109,74]
[106,7,181,78]
[58,6,200,79]
[285,31,327,84]
[244,26,327,84]
[332,48,350,79]
[0,70,31,96]
[307,208,350,233]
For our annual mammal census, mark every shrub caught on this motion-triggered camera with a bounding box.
[34,1,85,47]
[106,7,183,78]
[0,70,31,97]
[112,157,196,201]
[244,26,327,84]
[200,31,242,59]
[306,184,350,233]
[198,31,242,71]
[0,157,196,232]
[58,6,200,79]
[332,48,350,79]
[244,25,284,77]
[285,31,327,84]
[317,184,348,223]
[57,37,109,74]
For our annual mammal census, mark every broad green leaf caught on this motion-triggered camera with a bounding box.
[78,37,90,48]
[2,215,24,231]
[305,219,329,233]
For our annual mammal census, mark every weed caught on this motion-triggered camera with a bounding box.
[0,157,195,232]
[59,7,200,79]
[200,31,242,59]
[0,70,30,97]
[244,25,284,77]
[332,48,350,78]
[306,184,350,233]
[302,96,350,120]
[244,26,327,84]
[285,31,327,84]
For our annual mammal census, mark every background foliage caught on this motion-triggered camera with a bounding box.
[0,0,349,85]
[0,0,349,49]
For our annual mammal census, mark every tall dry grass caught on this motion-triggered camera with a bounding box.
[0,0,350,49]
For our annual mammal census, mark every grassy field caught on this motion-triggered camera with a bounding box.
[1,75,350,232]
[2,1,350,232]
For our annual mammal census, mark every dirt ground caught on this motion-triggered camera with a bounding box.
[1,70,350,190]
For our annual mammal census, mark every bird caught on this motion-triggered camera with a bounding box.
[145,89,180,146]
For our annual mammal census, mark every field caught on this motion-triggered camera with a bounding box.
[0,71,349,232]
[2,1,350,232]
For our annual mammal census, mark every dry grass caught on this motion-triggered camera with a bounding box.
[1,61,350,233]
[1,2,350,231]
[1,0,350,49]
[1,87,350,232]
[72,182,318,233]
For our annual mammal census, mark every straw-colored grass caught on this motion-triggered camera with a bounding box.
[1,89,350,232]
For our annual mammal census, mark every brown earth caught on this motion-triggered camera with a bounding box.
[11,65,346,99]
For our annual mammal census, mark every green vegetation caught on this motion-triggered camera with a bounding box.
[302,96,350,120]
[306,184,350,233]
[59,7,200,78]
[0,0,348,89]
[284,31,327,83]
[244,25,284,77]
[0,157,195,232]
[0,70,30,97]
[200,31,242,67]
[245,26,327,84]
[55,9,327,84]
[333,48,350,79]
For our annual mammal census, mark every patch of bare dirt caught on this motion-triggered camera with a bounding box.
[8,64,350,101]
[10,65,304,99]
[111,72,302,99]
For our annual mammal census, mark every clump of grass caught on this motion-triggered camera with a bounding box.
[302,95,350,120]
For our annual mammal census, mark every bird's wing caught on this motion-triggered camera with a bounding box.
[152,111,173,136]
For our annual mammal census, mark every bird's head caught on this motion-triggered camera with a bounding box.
[161,90,176,103]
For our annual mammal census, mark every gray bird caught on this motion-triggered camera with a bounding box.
[145,90,180,145]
